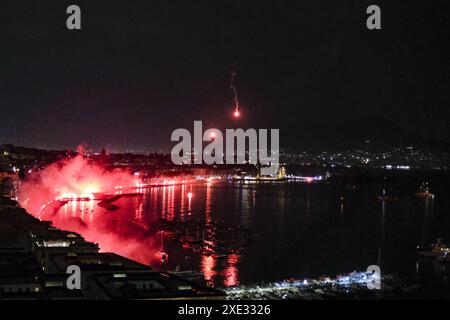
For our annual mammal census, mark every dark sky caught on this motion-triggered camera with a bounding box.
[1,1,449,152]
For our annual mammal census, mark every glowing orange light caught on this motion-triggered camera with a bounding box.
[233,110,240,118]
[210,132,216,139]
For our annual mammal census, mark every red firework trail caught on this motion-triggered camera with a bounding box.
[230,70,241,118]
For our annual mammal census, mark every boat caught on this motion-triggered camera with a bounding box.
[414,182,435,199]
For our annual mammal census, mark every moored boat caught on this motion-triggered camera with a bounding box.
[414,182,435,199]
[417,239,448,257]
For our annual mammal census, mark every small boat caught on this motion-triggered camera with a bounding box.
[437,249,450,263]
[415,182,435,199]
[377,189,398,201]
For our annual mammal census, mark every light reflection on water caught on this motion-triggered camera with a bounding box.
[37,178,450,290]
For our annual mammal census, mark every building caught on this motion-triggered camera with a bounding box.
[0,198,225,300]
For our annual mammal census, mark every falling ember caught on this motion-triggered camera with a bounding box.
[17,155,142,216]
[233,109,240,118]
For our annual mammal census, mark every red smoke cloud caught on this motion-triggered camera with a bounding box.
[76,143,87,156]
[18,155,141,215]
[17,156,161,265]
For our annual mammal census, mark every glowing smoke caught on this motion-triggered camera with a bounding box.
[230,69,241,117]
[16,155,161,265]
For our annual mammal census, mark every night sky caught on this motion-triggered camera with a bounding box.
[1,1,449,152]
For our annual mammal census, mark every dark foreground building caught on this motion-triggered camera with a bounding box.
[0,196,224,300]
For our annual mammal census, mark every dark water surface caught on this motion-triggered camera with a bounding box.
[41,171,450,296]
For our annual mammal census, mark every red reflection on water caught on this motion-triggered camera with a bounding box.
[161,186,167,219]
[201,255,216,282]
[180,185,186,221]
[223,253,240,287]
[168,185,175,221]
[187,186,193,214]
[206,182,212,221]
